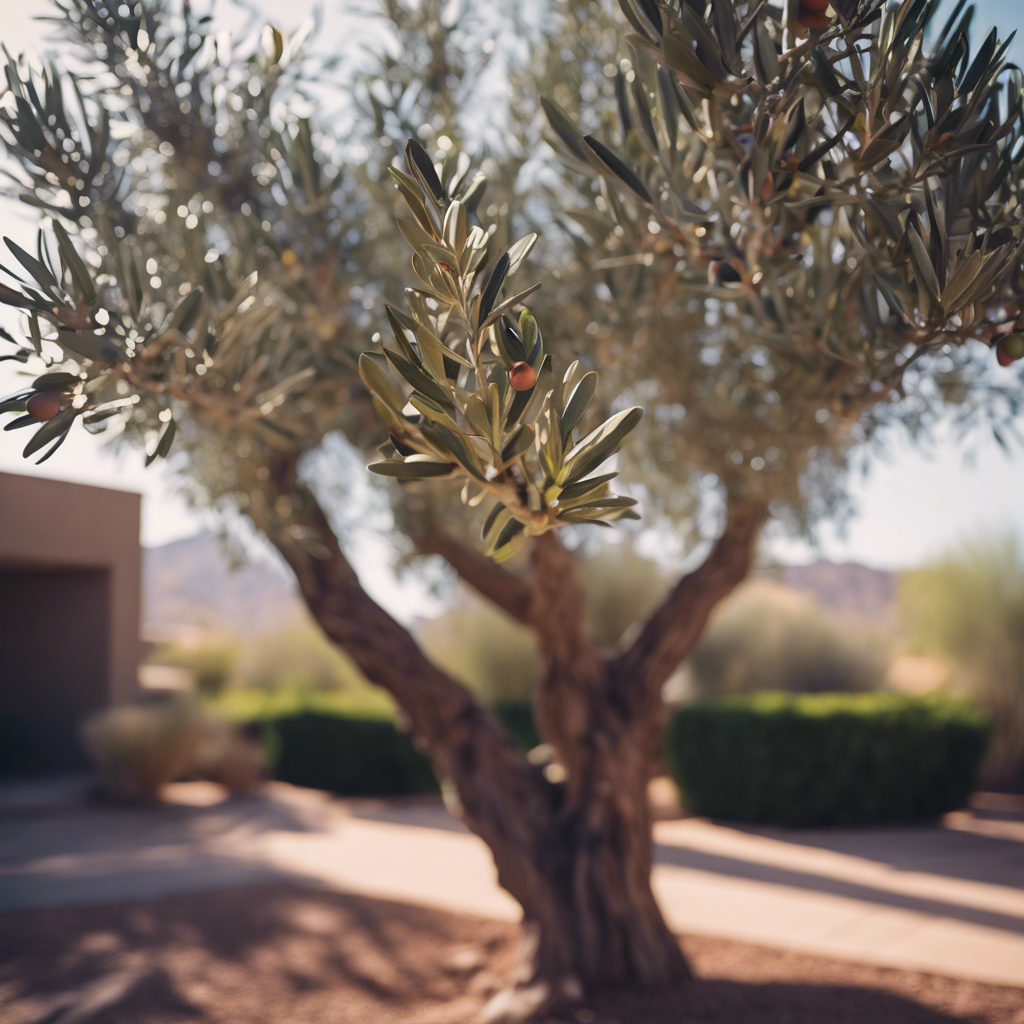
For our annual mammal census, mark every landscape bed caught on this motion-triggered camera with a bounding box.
[1,881,1019,1024]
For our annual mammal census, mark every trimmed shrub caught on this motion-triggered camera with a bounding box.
[666,692,990,827]
[260,712,438,796]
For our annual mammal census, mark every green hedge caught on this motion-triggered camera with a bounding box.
[665,692,990,827]
[233,700,541,798]
[259,712,438,797]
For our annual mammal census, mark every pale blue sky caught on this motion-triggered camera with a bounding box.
[1,0,1022,580]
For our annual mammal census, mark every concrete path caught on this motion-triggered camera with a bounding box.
[2,780,1023,989]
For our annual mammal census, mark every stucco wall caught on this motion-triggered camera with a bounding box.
[0,473,141,772]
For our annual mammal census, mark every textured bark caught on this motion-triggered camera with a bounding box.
[253,461,768,1013]
[415,523,535,626]
[253,466,686,1003]
[614,493,770,712]
[253,457,561,942]
[520,533,691,993]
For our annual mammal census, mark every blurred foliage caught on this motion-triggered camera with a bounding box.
[229,619,379,693]
[81,695,207,801]
[686,579,888,698]
[418,588,541,703]
[148,634,242,696]
[493,700,543,752]
[418,539,671,701]
[899,532,1024,790]
[152,620,393,704]
[82,693,269,799]
[666,691,991,826]
[207,680,397,723]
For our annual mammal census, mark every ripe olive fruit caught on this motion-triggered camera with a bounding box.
[27,392,63,422]
[509,361,537,391]
[996,334,1024,366]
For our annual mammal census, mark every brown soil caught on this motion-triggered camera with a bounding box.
[0,882,1021,1024]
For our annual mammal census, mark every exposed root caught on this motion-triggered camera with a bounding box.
[480,976,584,1024]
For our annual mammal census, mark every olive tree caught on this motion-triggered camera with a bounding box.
[2,0,1023,1017]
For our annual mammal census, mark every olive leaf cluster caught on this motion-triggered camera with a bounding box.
[543,0,1024,401]
[0,0,377,491]
[361,140,644,561]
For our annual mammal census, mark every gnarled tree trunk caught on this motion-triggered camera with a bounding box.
[254,457,766,1017]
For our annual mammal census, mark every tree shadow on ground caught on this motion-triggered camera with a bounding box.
[652,841,1024,936]
[1,882,1019,1024]
[347,795,1024,938]
[0,881,511,1024]
[718,797,1024,892]
[585,979,986,1024]
[0,787,331,913]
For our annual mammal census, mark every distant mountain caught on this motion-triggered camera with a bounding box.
[143,533,898,639]
[759,560,896,624]
[143,533,305,638]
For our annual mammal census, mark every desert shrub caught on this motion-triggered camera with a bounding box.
[418,590,541,704]
[260,712,438,797]
[188,718,267,794]
[666,692,990,827]
[419,542,672,705]
[231,620,372,692]
[83,697,271,798]
[81,696,207,801]
[146,635,241,696]
[686,580,888,699]
[899,534,1024,791]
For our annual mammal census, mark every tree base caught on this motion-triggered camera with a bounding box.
[480,977,583,1024]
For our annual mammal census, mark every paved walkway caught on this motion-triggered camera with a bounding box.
[2,779,1023,988]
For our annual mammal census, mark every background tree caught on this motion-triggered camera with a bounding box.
[900,531,1024,789]
[1,0,1023,1018]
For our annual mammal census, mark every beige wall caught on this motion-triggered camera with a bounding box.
[0,473,141,772]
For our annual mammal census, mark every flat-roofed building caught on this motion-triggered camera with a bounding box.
[0,472,141,774]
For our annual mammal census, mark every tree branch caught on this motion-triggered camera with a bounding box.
[416,523,535,626]
[613,493,769,705]
[528,531,599,673]
[248,454,565,914]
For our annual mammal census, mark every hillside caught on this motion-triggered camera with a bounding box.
[759,560,897,624]
[144,533,898,637]
[143,533,304,637]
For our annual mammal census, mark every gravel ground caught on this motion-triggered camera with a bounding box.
[1,882,1022,1024]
